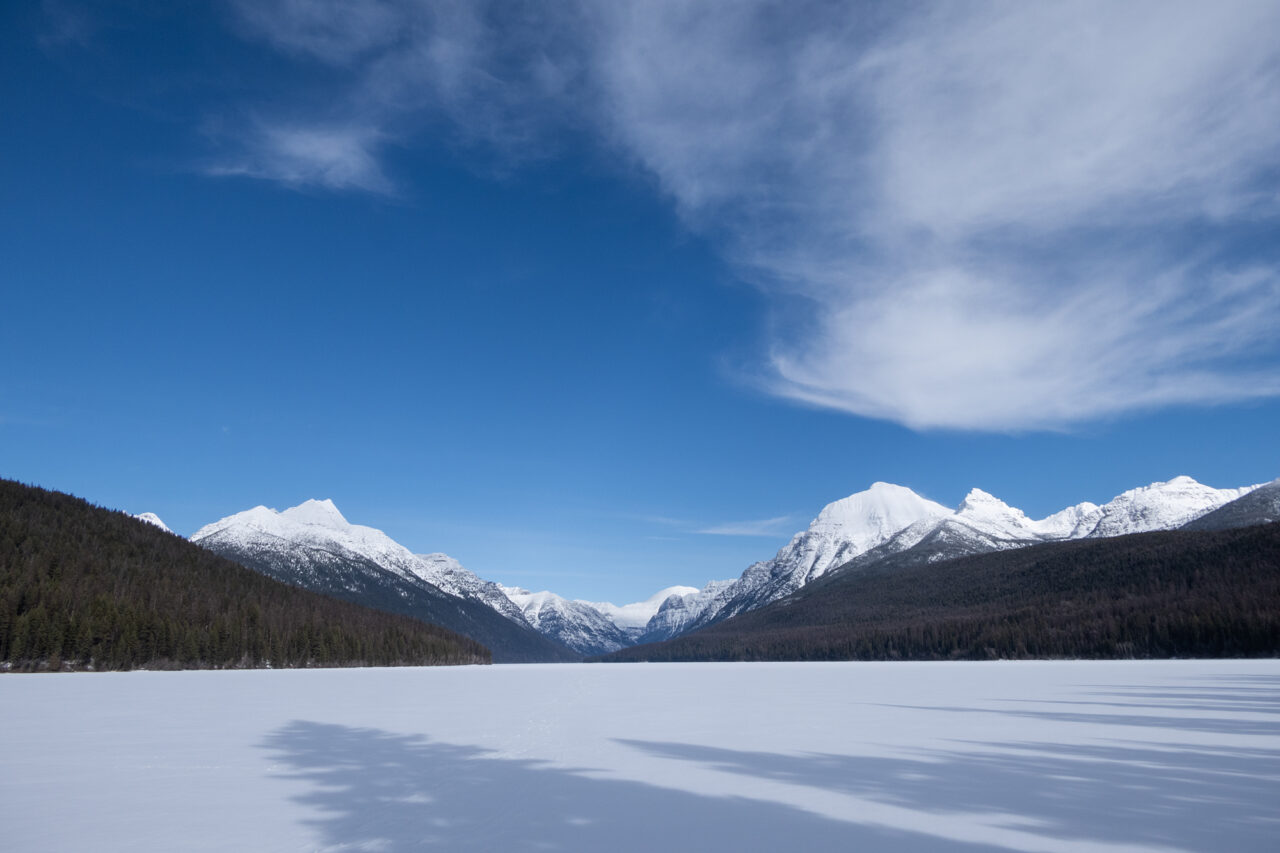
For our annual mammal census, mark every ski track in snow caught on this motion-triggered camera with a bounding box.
[3,660,1277,852]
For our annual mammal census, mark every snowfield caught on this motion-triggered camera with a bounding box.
[2,661,1277,852]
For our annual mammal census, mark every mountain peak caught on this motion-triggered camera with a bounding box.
[132,512,172,534]
[583,585,703,630]
[956,488,1026,520]
[1123,476,1204,496]
[280,498,348,529]
[1087,476,1258,538]
[1146,473,1203,489]
[763,483,955,578]
[642,585,701,606]
[958,487,1004,508]
[814,482,947,529]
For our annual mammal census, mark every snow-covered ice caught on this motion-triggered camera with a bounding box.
[2,660,1277,852]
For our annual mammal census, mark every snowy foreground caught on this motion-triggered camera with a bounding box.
[3,661,1278,852]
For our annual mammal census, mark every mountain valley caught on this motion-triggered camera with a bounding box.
[140,474,1276,662]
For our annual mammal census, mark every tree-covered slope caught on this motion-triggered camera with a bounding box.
[599,522,1280,662]
[0,480,490,671]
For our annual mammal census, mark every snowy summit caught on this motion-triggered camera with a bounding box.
[131,512,172,534]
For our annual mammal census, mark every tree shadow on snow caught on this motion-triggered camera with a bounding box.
[872,705,1280,737]
[619,675,1280,852]
[260,720,988,853]
[881,674,1280,737]
[617,739,1280,852]
[1068,673,1280,717]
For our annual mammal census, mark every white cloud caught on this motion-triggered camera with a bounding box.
[769,262,1280,430]
[216,1,1280,430]
[207,124,394,193]
[220,0,575,187]
[861,4,1280,237]
[583,2,1280,429]
[697,515,796,537]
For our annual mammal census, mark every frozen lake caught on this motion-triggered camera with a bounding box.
[3,660,1278,852]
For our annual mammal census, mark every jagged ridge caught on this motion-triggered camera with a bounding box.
[150,475,1265,658]
[191,501,578,663]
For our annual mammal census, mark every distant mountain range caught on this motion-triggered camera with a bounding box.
[676,477,1263,637]
[600,520,1280,662]
[139,475,1273,661]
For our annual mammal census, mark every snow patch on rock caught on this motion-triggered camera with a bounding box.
[132,512,172,534]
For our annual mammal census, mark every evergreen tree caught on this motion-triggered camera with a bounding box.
[0,479,490,672]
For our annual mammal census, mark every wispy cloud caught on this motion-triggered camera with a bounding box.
[212,1,1280,430]
[229,0,409,65]
[610,512,694,528]
[215,0,573,191]
[696,515,795,537]
[609,509,794,537]
[206,123,394,194]
[585,2,1280,430]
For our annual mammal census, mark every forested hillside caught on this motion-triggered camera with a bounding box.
[0,480,490,671]
[600,522,1280,662]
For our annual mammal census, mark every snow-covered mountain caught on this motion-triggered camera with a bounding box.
[183,497,732,659]
[491,475,1263,649]
[411,552,532,628]
[193,501,520,616]
[177,475,1267,659]
[679,476,1260,635]
[191,500,577,663]
[835,476,1258,582]
[633,580,736,645]
[1183,478,1280,531]
[498,584,731,655]
[132,512,172,534]
[1085,476,1257,538]
[193,499,421,581]
[585,586,701,633]
[681,483,953,632]
[500,587,637,656]
[832,488,1101,576]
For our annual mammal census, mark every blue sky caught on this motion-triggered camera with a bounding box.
[3,2,1279,603]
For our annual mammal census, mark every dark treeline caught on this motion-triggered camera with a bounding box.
[0,480,490,671]
[600,522,1280,662]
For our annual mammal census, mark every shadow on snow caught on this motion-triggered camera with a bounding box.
[620,675,1280,852]
[261,721,985,853]
[262,675,1279,852]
